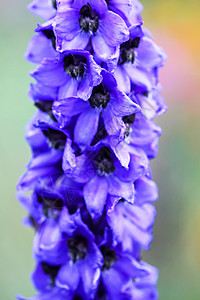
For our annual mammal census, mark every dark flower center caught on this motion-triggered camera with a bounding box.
[52,0,57,10]
[73,297,83,300]
[97,282,107,300]
[123,113,135,137]
[79,3,99,34]
[68,236,88,263]
[35,100,57,121]
[118,198,125,204]
[94,147,115,175]
[42,29,56,50]
[63,54,87,79]
[142,91,149,97]
[91,122,107,146]
[100,247,117,270]
[42,128,66,150]
[119,37,140,65]
[29,216,39,231]
[89,84,110,109]
[37,193,64,219]
[42,263,60,286]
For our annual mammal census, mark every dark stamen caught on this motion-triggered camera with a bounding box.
[131,37,140,48]
[63,54,87,79]
[42,263,60,286]
[52,0,57,10]
[89,84,110,109]
[118,198,125,204]
[37,193,64,219]
[100,247,117,271]
[35,100,57,122]
[123,113,135,138]
[123,113,135,125]
[29,215,39,231]
[73,297,83,300]
[142,91,149,97]
[79,3,99,34]
[119,37,141,65]
[97,281,106,300]
[68,236,88,263]
[94,147,115,175]
[42,128,66,150]
[42,29,56,49]
[91,121,107,146]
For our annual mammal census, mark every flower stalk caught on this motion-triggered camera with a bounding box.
[17,1,167,299]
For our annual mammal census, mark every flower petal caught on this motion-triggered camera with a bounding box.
[124,64,155,91]
[58,78,79,99]
[102,107,125,137]
[30,58,67,87]
[29,82,58,102]
[56,261,80,291]
[92,33,115,61]
[74,108,100,150]
[57,31,90,52]
[136,36,167,69]
[107,175,134,202]
[83,176,108,218]
[114,65,131,94]
[31,264,51,293]
[53,97,89,126]
[100,11,129,47]
[79,244,102,297]
[110,89,140,117]
[27,0,56,20]
[134,177,158,205]
[25,33,57,64]
[73,0,108,16]
[54,8,80,41]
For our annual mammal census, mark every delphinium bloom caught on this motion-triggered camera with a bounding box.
[17,0,167,299]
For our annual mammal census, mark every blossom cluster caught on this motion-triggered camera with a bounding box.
[17,0,167,299]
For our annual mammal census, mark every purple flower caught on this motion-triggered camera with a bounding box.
[122,262,159,300]
[133,85,168,120]
[123,113,162,159]
[99,245,156,299]
[107,199,156,251]
[53,70,140,149]
[33,207,103,297]
[25,23,58,64]
[114,26,167,94]
[30,50,102,101]
[17,111,64,191]
[53,0,129,61]
[62,140,149,218]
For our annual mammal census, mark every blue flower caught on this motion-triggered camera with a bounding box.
[17,111,64,191]
[53,70,140,149]
[53,0,129,61]
[99,245,157,300]
[62,140,149,218]
[30,50,102,100]
[114,26,167,94]
[25,22,58,64]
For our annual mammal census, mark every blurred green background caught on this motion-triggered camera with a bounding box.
[0,0,200,299]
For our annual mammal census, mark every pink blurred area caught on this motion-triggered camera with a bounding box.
[142,0,200,112]
[158,32,200,103]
